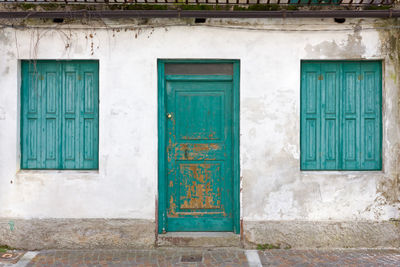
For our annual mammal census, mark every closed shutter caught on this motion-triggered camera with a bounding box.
[21,62,61,169]
[341,62,361,170]
[301,61,381,170]
[301,62,321,170]
[359,62,382,170]
[61,62,99,169]
[21,61,99,169]
[320,63,340,170]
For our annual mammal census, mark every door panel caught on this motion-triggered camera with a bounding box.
[165,78,233,232]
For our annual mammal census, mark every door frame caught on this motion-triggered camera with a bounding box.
[157,59,240,234]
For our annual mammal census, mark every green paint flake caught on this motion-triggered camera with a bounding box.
[8,221,14,231]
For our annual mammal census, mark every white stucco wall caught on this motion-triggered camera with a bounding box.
[0,17,398,222]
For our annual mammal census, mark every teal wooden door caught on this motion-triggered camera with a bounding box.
[158,60,240,233]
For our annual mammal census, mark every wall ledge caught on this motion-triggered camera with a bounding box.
[0,218,155,250]
[243,220,400,249]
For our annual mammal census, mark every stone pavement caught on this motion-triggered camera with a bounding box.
[258,249,400,267]
[0,248,400,267]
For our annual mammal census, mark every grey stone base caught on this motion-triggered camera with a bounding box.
[243,220,400,248]
[157,232,241,247]
[0,218,155,250]
[2,219,399,249]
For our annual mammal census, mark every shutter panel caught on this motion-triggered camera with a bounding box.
[341,62,361,170]
[360,62,382,170]
[301,62,321,170]
[22,62,61,169]
[62,63,80,169]
[320,63,340,169]
[22,62,42,169]
[61,62,98,169]
[41,62,61,168]
[79,62,99,169]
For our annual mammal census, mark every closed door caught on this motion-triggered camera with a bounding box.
[158,61,240,232]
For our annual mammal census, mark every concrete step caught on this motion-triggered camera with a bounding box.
[157,232,242,247]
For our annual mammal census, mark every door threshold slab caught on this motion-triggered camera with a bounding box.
[157,232,241,247]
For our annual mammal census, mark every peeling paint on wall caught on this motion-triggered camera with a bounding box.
[305,24,366,59]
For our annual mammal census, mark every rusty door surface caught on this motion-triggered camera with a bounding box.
[159,61,238,232]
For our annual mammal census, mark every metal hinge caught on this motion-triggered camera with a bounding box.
[358,75,363,80]
[318,75,323,80]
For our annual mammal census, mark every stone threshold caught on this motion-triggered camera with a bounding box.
[157,232,242,247]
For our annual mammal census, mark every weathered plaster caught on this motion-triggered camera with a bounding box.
[0,17,399,248]
[304,22,369,59]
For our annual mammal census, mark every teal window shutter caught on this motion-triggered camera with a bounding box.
[80,62,99,169]
[301,62,321,170]
[320,63,340,170]
[301,61,381,171]
[21,62,61,169]
[21,61,99,170]
[21,62,39,169]
[341,62,361,170]
[359,62,382,170]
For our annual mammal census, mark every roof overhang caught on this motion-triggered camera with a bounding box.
[0,9,399,18]
[0,1,398,18]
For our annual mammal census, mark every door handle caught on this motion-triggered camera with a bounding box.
[167,113,172,119]
[184,149,188,159]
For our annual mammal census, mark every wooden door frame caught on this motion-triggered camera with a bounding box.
[157,59,240,234]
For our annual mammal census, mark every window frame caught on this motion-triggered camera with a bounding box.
[300,60,382,171]
[20,60,99,170]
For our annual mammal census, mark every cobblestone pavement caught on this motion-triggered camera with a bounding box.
[25,248,248,267]
[1,248,400,266]
[258,249,400,267]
